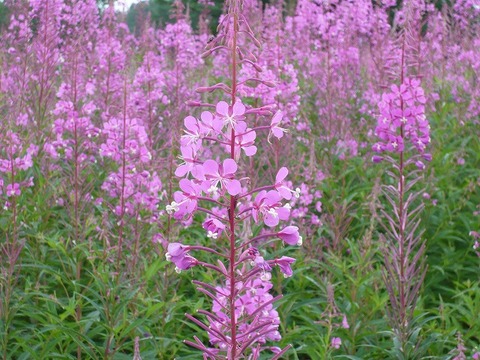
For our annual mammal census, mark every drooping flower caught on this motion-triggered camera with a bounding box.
[275,256,296,277]
[277,226,302,246]
[166,243,198,271]
[203,218,226,239]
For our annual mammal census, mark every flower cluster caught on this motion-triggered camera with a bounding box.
[164,1,300,356]
[209,277,281,350]
[0,131,38,201]
[373,78,430,156]
[167,101,292,227]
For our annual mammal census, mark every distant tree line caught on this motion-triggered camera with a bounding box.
[0,0,468,35]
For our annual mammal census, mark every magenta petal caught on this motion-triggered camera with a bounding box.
[276,167,288,183]
[184,116,198,132]
[173,191,183,203]
[175,164,188,177]
[243,145,257,156]
[278,226,299,245]
[235,121,247,133]
[277,207,290,220]
[265,190,281,204]
[278,187,292,200]
[271,110,283,125]
[176,254,197,270]
[201,180,213,193]
[272,128,284,139]
[179,179,191,193]
[186,200,197,214]
[180,144,194,159]
[191,165,205,181]
[216,101,229,116]
[201,111,213,124]
[212,117,224,133]
[203,159,219,176]
[222,158,238,175]
[244,129,256,141]
[232,101,245,116]
[167,242,186,257]
[264,214,279,227]
[226,179,241,195]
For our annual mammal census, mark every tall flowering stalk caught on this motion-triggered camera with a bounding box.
[166,0,299,358]
[372,38,432,351]
[0,3,39,356]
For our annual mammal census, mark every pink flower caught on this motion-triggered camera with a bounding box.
[274,167,299,200]
[277,226,302,246]
[269,110,286,141]
[181,115,207,146]
[229,122,257,159]
[342,315,350,329]
[203,218,226,239]
[331,337,342,349]
[6,183,21,197]
[252,190,290,227]
[166,243,197,271]
[253,254,272,272]
[199,110,223,135]
[216,100,246,131]
[202,158,241,196]
[175,145,203,179]
[275,256,296,277]
[473,352,480,360]
[169,179,202,219]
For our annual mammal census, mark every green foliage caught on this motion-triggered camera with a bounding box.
[0,3,9,30]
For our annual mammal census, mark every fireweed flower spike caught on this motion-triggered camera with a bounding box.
[164,0,299,357]
[372,10,431,351]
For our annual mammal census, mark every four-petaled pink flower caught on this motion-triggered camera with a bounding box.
[175,145,203,179]
[169,179,202,219]
[6,183,21,197]
[216,100,246,131]
[182,115,207,147]
[202,159,241,196]
[229,122,257,159]
[252,190,291,227]
[275,167,299,200]
[199,111,223,135]
[269,110,287,142]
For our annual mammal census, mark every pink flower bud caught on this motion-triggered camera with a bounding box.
[372,155,384,163]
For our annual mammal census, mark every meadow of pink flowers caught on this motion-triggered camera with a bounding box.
[0,0,479,359]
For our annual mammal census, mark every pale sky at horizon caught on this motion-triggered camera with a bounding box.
[113,0,142,11]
